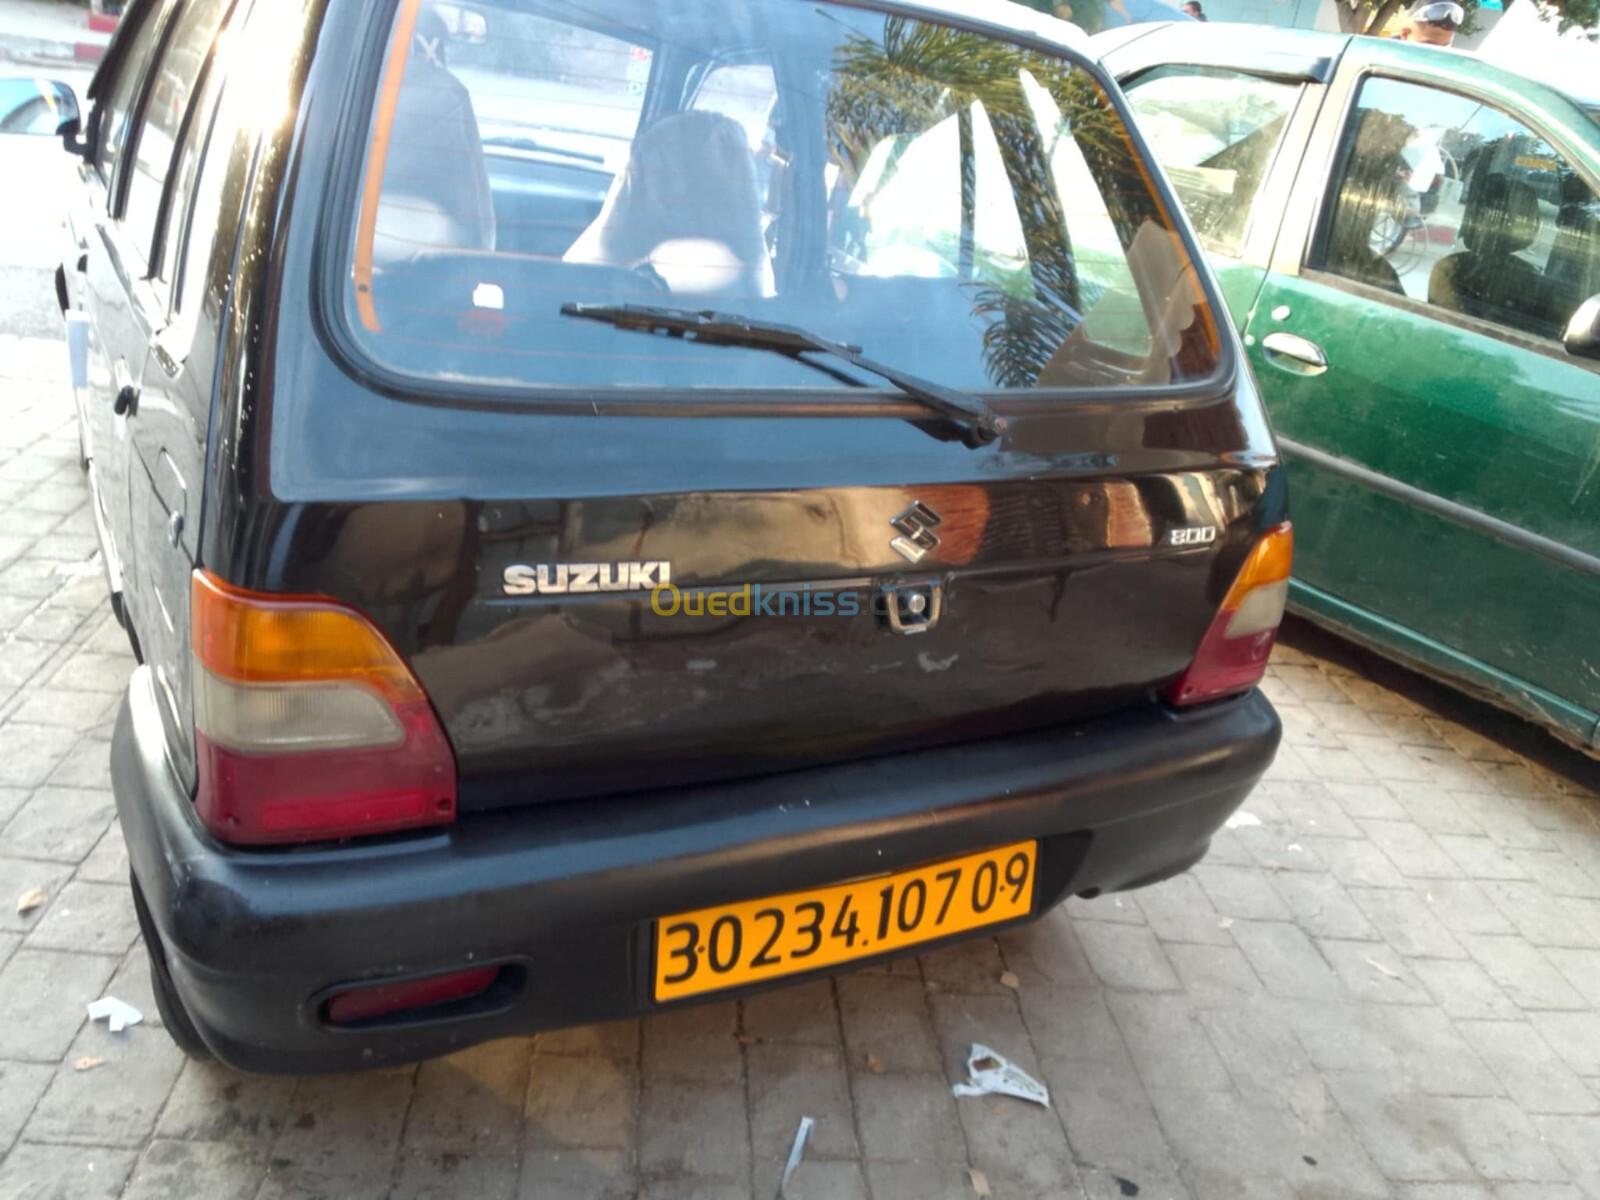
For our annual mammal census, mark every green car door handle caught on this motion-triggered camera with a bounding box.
[1261,332,1328,375]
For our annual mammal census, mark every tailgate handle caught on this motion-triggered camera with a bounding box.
[880,580,942,635]
[1261,332,1328,375]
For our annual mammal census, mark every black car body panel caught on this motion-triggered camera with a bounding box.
[69,0,1285,1070]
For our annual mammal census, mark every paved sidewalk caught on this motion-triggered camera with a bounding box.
[0,0,110,67]
[0,290,1598,1196]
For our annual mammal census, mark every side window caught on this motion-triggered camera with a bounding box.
[95,2,170,184]
[122,0,231,275]
[164,73,226,318]
[1123,66,1300,259]
[1314,76,1600,344]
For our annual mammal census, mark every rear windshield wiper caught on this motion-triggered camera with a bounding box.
[559,303,1004,448]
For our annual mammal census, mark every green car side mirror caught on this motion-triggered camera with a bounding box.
[1565,295,1600,361]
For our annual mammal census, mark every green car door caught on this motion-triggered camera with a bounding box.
[1244,47,1600,748]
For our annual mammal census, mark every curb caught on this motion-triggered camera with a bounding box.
[0,34,106,68]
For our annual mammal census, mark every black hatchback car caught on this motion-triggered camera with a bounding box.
[42,0,1283,1072]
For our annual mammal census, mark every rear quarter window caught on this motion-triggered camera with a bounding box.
[1123,65,1300,259]
[339,0,1224,395]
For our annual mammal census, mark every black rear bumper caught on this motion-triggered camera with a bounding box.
[113,666,1279,1074]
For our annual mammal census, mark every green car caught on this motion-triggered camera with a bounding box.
[1097,24,1600,753]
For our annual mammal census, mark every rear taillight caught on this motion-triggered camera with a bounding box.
[1167,523,1293,707]
[191,570,456,845]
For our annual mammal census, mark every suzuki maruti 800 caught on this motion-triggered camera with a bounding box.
[40,0,1283,1070]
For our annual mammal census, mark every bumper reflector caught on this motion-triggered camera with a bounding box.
[325,966,501,1025]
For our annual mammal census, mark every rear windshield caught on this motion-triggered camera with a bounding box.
[342,0,1222,393]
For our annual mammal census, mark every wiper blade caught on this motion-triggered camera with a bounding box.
[559,303,1004,447]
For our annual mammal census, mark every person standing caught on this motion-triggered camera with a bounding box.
[1398,1,1463,46]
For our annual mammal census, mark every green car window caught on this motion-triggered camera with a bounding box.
[1123,65,1300,259]
[1315,76,1600,346]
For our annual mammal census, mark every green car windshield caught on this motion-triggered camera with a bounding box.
[342,0,1222,395]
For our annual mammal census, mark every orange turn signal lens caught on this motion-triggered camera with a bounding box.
[191,570,423,704]
[1220,523,1293,610]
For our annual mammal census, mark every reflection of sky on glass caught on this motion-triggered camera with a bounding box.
[1360,77,1528,145]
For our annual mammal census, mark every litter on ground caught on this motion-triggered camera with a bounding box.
[85,996,144,1033]
[779,1115,815,1195]
[951,1043,1050,1107]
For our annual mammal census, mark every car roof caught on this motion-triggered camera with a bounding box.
[1094,22,1600,151]
[872,0,1098,56]
[1091,20,1348,81]
[519,0,1097,59]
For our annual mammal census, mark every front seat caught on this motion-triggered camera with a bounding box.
[374,7,497,264]
[564,110,771,299]
[1541,173,1600,336]
[1428,173,1544,331]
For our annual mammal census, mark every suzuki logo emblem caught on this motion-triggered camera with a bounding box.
[889,501,942,564]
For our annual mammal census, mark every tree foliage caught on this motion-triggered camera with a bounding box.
[1338,0,1598,36]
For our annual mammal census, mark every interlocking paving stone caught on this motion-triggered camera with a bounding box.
[639,1000,742,1084]
[1347,885,1467,959]
[740,978,839,1046]
[752,1156,869,1200]
[1410,958,1522,1021]
[0,1141,136,1200]
[1462,935,1589,1010]
[403,1039,532,1154]
[25,1019,186,1148]
[0,786,114,863]
[0,1061,52,1151]
[1108,992,1231,1092]
[0,947,115,1061]
[1456,1020,1599,1115]
[836,973,943,1074]
[120,1139,265,1200]
[391,1149,518,1200]
[20,879,137,955]
[637,1079,750,1181]
[523,1052,637,1152]
[155,1060,298,1149]
[1073,920,1180,992]
[745,1041,858,1161]
[515,1148,633,1200]
[851,1071,966,1164]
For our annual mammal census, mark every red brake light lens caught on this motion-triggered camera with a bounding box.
[1167,523,1293,707]
[191,570,457,845]
[325,966,500,1025]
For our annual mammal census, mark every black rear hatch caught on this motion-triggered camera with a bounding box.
[235,0,1280,811]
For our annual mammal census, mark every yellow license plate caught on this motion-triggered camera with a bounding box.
[653,841,1037,1001]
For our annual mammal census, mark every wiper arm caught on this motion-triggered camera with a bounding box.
[559,303,1004,448]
